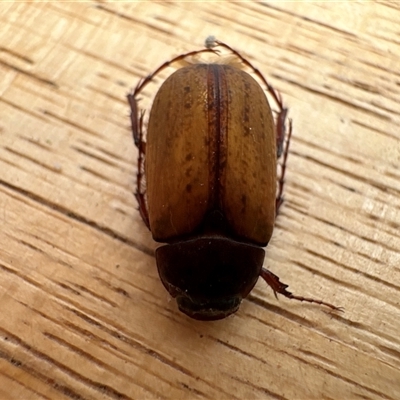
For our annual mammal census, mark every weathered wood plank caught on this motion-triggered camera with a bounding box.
[1,2,399,399]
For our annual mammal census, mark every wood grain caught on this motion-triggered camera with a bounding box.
[1,2,399,399]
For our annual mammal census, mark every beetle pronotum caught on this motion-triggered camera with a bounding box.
[128,37,340,320]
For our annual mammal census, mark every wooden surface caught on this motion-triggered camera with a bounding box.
[1,2,400,399]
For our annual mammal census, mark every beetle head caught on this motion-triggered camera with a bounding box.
[156,237,265,320]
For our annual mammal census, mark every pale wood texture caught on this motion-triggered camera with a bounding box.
[1,2,399,399]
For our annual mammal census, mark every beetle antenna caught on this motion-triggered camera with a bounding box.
[131,47,219,98]
[211,39,284,110]
[260,268,343,312]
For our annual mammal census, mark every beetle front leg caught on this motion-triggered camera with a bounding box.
[260,268,342,311]
[127,93,150,229]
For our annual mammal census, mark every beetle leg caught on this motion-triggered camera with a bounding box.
[276,118,292,215]
[136,111,151,228]
[260,268,343,312]
[275,91,286,158]
[135,190,150,229]
[127,94,150,228]
[127,91,144,148]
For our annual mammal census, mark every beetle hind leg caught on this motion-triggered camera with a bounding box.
[260,268,343,311]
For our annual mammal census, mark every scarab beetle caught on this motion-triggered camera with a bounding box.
[128,38,339,320]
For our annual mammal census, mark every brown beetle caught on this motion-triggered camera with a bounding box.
[128,38,340,320]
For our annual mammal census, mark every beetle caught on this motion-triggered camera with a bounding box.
[128,38,340,320]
